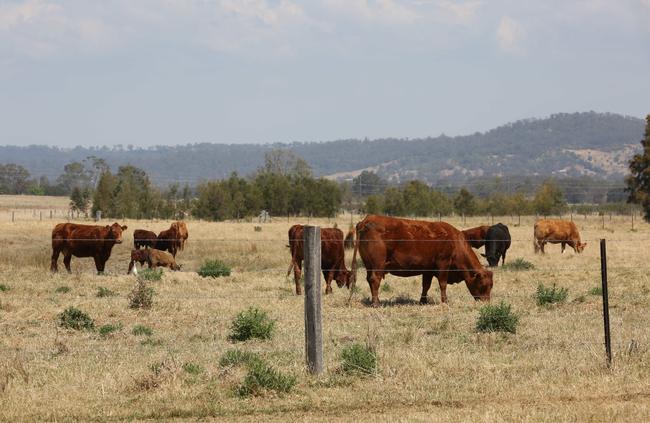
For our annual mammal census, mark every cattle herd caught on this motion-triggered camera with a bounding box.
[49,215,585,305]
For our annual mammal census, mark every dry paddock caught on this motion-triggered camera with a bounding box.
[1,209,650,421]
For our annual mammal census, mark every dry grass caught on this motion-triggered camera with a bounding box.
[1,198,650,421]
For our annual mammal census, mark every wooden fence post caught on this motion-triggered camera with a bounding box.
[600,239,612,367]
[12,211,15,222]
[303,226,323,375]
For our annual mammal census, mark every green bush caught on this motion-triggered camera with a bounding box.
[96,287,117,298]
[132,325,153,336]
[198,260,231,278]
[0,284,9,292]
[99,323,123,337]
[589,286,603,296]
[58,307,94,331]
[229,307,275,342]
[536,283,568,306]
[476,301,518,334]
[138,268,163,281]
[340,343,377,376]
[502,258,535,271]
[55,286,71,294]
[219,350,263,368]
[237,361,296,397]
[128,279,154,309]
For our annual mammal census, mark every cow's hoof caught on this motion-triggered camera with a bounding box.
[370,302,381,308]
[420,296,428,305]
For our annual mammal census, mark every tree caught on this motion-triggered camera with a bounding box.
[383,187,405,216]
[57,161,91,194]
[92,171,117,217]
[533,181,566,216]
[626,114,650,221]
[453,188,477,216]
[402,180,432,216]
[69,187,92,216]
[363,195,383,214]
[352,171,388,197]
[0,164,31,194]
[261,149,312,177]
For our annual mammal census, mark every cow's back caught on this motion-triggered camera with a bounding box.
[535,219,577,241]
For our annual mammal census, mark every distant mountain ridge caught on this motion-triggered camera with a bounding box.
[0,112,644,186]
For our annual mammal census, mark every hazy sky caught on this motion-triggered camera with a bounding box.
[1,0,649,147]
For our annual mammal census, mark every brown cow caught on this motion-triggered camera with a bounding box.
[133,229,157,249]
[128,249,152,274]
[287,224,351,295]
[51,222,127,274]
[172,221,189,250]
[534,219,586,254]
[128,248,181,274]
[352,215,493,306]
[156,225,181,258]
[462,225,490,249]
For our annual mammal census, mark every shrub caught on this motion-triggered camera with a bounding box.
[182,362,204,375]
[55,286,71,294]
[99,323,123,337]
[536,283,568,306]
[96,287,117,298]
[219,350,263,368]
[0,284,9,292]
[138,268,163,281]
[476,301,518,334]
[58,307,94,331]
[237,361,296,397]
[132,325,153,336]
[198,260,231,278]
[589,286,603,296]
[140,338,163,347]
[340,343,377,376]
[229,307,275,342]
[128,279,154,309]
[502,258,535,271]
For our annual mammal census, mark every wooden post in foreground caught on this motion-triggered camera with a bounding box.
[303,226,323,375]
[600,239,612,367]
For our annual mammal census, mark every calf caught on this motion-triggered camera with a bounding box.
[481,223,511,267]
[128,249,152,274]
[127,248,181,275]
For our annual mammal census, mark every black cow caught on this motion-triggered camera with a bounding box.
[481,223,511,267]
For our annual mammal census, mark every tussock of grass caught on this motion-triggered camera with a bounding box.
[237,361,296,397]
[138,268,163,281]
[198,260,231,278]
[96,287,117,298]
[182,362,203,375]
[536,283,568,306]
[128,279,154,309]
[0,284,9,292]
[99,323,123,337]
[219,350,263,367]
[589,286,603,296]
[502,258,535,271]
[54,286,71,294]
[58,307,94,331]
[340,343,377,376]
[132,325,153,336]
[229,307,275,342]
[476,301,518,334]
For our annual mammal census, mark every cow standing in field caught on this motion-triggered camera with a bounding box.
[462,225,490,249]
[172,221,189,251]
[287,224,351,295]
[481,223,511,267]
[352,215,493,306]
[51,222,127,274]
[534,219,586,254]
[156,225,182,258]
[133,229,157,249]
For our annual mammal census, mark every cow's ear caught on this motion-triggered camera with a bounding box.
[480,253,486,258]
[122,225,128,231]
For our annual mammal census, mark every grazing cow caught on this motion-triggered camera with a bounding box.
[352,215,493,306]
[481,223,511,267]
[133,229,157,249]
[172,221,189,250]
[534,219,586,254]
[462,225,490,249]
[128,248,181,275]
[287,224,351,295]
[51,222,127,274]
[156,225,181,258]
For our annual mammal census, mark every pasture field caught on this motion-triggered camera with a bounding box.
[1,199,650,421]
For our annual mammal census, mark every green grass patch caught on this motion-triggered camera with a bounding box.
[340,343,377,376]
[502,258,535,271]
[229,307,275,342]
[380,282,392,293]
[0,284,9,292]
[589,286,603,296]
[182,362,204,375]
[99,323,123,337]
[138,268,163,281]
[237,361,296,397]
[536,283,568,306]
[140,338,164,347]
[476,301,518,334]
[198,260,231,278]
[55,286,71,294]
[132,325,153,336]
[219,350,263,368]
[96,286,117,298]
[58,307,94,331]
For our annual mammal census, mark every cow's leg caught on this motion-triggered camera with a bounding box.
[534,239,540,254]
[51,247,61,272]
[93,255,105,274]
[540,241,545,254]
[561,242,566,254]
[367,271,383,307]
[501,251,507,266]
[127,260,135,275]
[323,270,334,294]
[420,273,433,304]
[63,253,73,273]
[293,261,302,295]
[437,271,449,303]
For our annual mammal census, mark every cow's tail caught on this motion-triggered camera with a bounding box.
[344,226,355,250]
[347,225,360,305]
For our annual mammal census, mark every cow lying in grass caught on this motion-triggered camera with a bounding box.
[128,248,181,275]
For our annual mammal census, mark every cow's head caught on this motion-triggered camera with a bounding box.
[481,253,500,268]
[172,263,182,271]
[336,271,353,289]
[576,242,587,253]
[466,268,493,301]
[107,223,127,244]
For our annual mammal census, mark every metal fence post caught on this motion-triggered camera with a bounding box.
[600,239,612,367]
[304,226,323,375]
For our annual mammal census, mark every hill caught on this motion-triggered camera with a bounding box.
[0,112,644,185]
